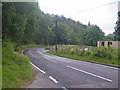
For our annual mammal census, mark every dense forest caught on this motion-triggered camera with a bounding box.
[2,2,119,46]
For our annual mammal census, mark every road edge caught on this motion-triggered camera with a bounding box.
[46,50,119,68]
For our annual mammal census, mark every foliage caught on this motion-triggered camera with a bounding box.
[90,47,112,59]
[84,25,105,46]
[49,45,118,66]
[114,11,120,40]
[104,34,115,41]
[2,2,105,46]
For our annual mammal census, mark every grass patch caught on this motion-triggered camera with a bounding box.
[2,42,32,88]
[48,46,119,66]
[0,40,2,89]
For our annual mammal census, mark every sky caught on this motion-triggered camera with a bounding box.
[38,0,119,35]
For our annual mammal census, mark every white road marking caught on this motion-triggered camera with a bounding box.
[49,76,58,83]
[36,74,38,79]
[108,66,118,70]
[94,63,118,70]
[95,64,108,67]
[29,62,46,74]
[37,51,43,55]
[37,51,58,63]
[43,56,58,63]
[21,50,24,55]
[66,58,118,70]
[62,87,68,90]
[67,65,112,82]
[28,49,118,70]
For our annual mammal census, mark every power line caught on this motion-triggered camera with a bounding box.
[63,1,118,15]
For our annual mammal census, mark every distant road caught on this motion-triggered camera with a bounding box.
[24,48,119,89]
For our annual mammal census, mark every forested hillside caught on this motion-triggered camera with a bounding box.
[2,2,105,46]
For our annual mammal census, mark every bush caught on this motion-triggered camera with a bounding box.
[71,51,74,54]
[91,47,112,59]
[78,50,84,56]
[84,51,91,56]
[106,53,112,59]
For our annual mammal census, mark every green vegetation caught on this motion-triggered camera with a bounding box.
[49,45,119,66]
[2,42,32,88]
[114,11,120,40]
[0,39,2,89]
[2,2,105,46]
[15,44,46,53]
[2,2,119,88]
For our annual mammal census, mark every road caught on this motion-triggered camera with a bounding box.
[24,48,119,89]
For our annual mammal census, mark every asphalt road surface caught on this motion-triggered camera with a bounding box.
[24,48,119,89]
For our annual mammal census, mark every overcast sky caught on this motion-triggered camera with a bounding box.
[38,0,119,35]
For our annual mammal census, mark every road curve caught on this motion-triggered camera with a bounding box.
[24,48,119,89]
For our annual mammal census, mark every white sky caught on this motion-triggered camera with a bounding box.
[38,0,119,35]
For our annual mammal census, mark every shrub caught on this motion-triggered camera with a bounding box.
[91,47,112,59]
[71,51,74,54]
[84,51,91,56]
[105,53,112,59]
[78,50,84,56]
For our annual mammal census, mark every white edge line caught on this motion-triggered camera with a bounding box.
[67,65,112,82]
[29,61,46,74]
[72,59,118,70]
[94,64,118,70]
[107,66,118,70]
[49,76,58,83]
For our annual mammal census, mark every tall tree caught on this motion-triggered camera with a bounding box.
[104,33,115,41]
[114,11,120,40]
[2,2,105,46]
[84,25,105,46]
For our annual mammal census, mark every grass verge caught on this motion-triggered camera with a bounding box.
[2,42,32,88]
[0,40,2,89]
[48,47,119,67]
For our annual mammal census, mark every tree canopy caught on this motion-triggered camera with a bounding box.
[2,2,106,46]
[114,11,120,40]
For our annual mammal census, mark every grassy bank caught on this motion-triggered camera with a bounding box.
[2,42,32,88]
[49,46,119,66]
[0,40,2,89]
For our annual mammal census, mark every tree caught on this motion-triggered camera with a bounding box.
[2,2,41,44]
[2,2,105,46]
[114,11,120,40]
[84,25,105,46]
[104,34,114,41]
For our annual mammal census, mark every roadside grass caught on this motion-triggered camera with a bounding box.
[0,41,2,89]
[48,46,119,66]
[2,42,32,88]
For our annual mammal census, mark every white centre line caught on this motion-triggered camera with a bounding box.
[49,76,58,83]
[21,50,24,55]
[29,61,46,74]
[67,65,112,82]
[62,87,68,90]
[43,56,58,63]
